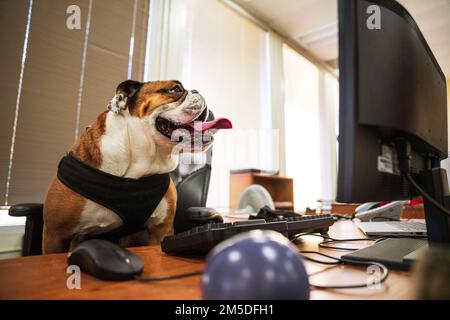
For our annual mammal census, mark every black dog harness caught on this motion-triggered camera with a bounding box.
[57,153,170,242]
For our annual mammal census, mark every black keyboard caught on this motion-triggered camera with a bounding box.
[161,214,335,255]
[263,214,336,238]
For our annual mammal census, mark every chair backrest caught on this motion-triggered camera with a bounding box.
[170,150,212,234]
[8,203,44,256]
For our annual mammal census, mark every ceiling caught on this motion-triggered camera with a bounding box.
[234,0,450,78]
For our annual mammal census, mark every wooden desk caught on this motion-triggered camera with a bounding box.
[0,220,417,300]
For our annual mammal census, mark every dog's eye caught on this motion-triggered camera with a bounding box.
[168,84,183,94]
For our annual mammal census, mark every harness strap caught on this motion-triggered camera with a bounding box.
[57,153,170,242]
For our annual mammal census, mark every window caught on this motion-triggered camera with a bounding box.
[283,44,339,211]
[181,0,272,209]
[283,44,322,211]
[320,72,339,210]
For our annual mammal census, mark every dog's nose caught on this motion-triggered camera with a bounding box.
[191,89,199,94]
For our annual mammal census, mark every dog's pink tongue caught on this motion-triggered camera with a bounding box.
[188,118,232,131]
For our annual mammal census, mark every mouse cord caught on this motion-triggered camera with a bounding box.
[331,214,353,220]
[292,230,427,251]
[295,234,391,289]
[133,234,391,285]
[133,271,203,282]
[299,250,389,289]
[133,253,388,290]
[292,233,381,251]
[133,256,389,290]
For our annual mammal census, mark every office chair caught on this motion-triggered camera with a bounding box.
[8,113,215,256]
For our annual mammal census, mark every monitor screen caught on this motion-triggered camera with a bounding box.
[337,0,448,203]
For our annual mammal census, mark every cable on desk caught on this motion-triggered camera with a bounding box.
[395,139,450,218]
[369,216,400,222]
[131,234,382,283]
[292,232,380,251]
[299,250,341,265]
[135,233,404,286]
[293,232,426,251]
[133,271,203,282]
[331,214,353,220]
[292,232,375,243]
[299,250,389,289]
[405,173,450,218]
[318,241,373,251]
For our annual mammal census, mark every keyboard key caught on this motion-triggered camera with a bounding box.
[233,219,267,226]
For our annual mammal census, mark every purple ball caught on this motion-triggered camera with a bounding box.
[201,230,310,300]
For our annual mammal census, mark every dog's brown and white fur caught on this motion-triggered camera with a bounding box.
[43,80,213,253]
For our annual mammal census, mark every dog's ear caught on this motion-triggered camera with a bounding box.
[107,80,143,114]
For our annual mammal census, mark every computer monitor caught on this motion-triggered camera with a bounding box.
[337,0,449,243]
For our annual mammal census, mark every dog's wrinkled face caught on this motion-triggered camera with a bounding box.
[107,80,232,152]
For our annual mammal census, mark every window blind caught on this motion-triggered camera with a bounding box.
[0,0,149,205]
[0,0,30,206]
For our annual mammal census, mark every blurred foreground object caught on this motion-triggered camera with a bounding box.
[201,230,309,300]
[414,245,450,299]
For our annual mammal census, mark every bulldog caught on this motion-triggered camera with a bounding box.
[43,80,232,253]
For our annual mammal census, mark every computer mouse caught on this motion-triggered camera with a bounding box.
[67,239,144,281]
[186,207,224,224]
